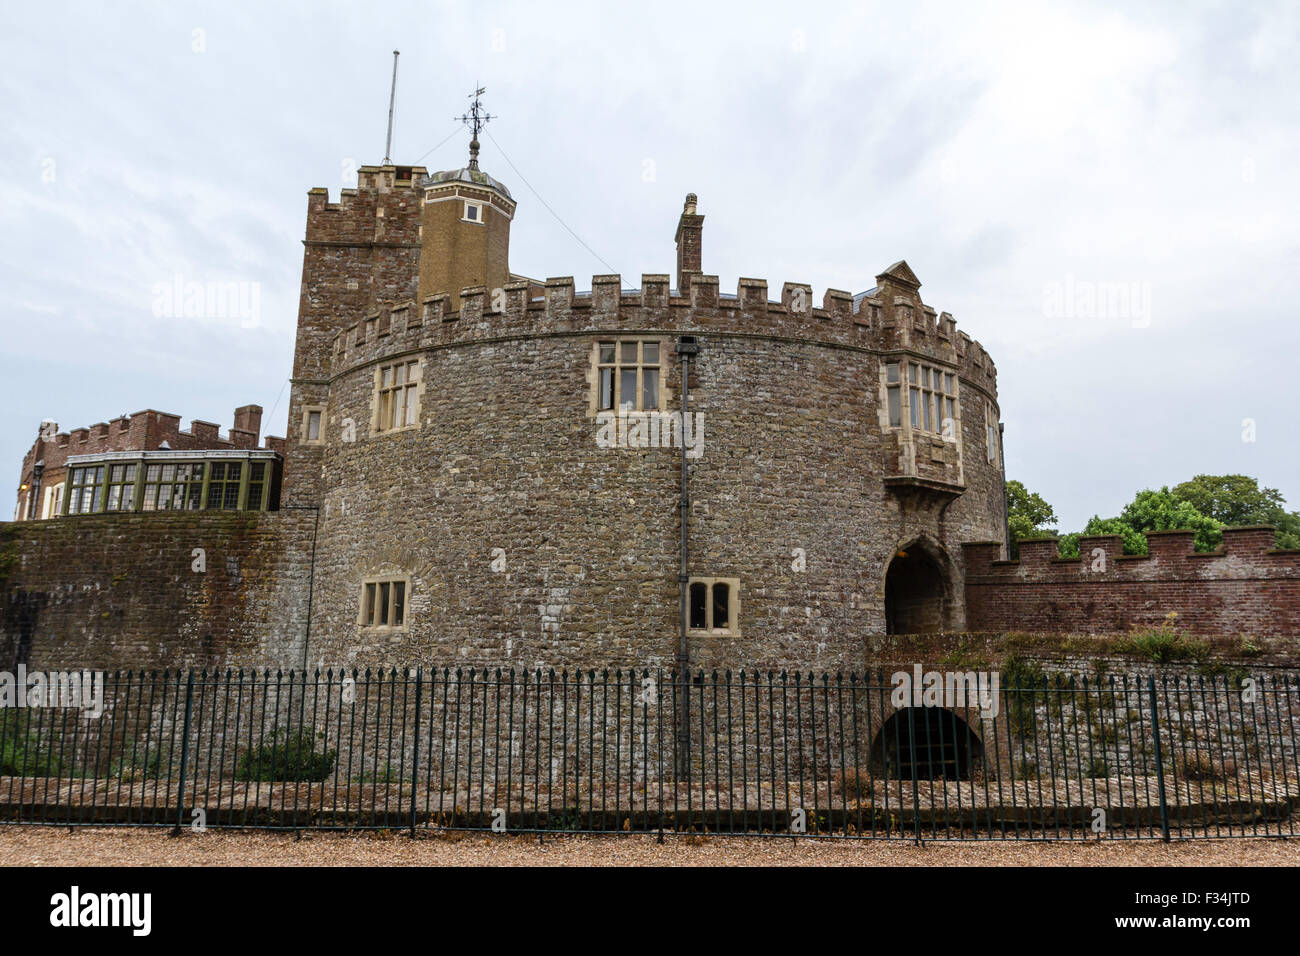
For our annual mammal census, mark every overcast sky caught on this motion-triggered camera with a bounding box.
[2,0,1297,531]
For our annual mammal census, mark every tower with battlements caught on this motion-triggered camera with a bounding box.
[278,134,1009,670]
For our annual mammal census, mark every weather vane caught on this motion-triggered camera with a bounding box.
[456,86,495,170]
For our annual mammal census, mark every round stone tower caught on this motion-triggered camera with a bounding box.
[286,161,1007,673]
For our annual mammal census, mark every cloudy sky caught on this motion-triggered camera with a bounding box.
[2,0,1297,531]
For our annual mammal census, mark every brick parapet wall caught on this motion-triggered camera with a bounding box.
[962,529,1300,637]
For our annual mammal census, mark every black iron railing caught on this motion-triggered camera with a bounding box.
[1,668,1296,840]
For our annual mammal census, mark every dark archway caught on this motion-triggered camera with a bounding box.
[873,708,983,781]
[884,544,948,634]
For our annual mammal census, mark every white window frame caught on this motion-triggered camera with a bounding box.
[462,200,484,224]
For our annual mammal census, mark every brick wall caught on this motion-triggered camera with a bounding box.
[962,528,1300,637]
[15,406,274,520]
[0,511,317,672]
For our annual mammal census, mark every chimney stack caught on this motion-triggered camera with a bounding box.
[675,193,703,295]
[233,404,263,440]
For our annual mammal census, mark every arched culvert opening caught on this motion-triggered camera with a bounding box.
[884,544,949,634]
[872,707,983,781]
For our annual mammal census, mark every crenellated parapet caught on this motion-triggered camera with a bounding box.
[962,529,1300,637]
[326,267,999,399]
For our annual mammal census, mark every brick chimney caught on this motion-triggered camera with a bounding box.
[675,193,703,294]
[233,404,263,440]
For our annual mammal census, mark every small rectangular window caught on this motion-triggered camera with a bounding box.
[359,576,410,628]
[393,581,406,627]
[712,582,729,629]
[689,582,707,630]
[594,339,665,413]
[986,401,999,462]
[687,577,740,635]
[376,360,420,432]
[307,411,321,441]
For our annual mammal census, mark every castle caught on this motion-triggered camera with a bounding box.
[5,138,1298,675]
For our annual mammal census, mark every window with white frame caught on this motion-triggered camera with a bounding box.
[906,361,957,439]
[595,340,662,412]
[375,359,420,432]
[43,483,64,519]
[687,577,740,635]
[66,466,104,515]
[462,201,483,223]
[359,576,409,629]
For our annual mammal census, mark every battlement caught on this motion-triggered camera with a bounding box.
[964,526,1298,576]
[326,268,999,394]
[962,529,1300,637]
[18,406,280,485]
[306,164,430,210]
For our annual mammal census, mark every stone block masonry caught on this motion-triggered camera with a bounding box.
[1,511,317,673]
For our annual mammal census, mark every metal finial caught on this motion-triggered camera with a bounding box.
[455,86,496,171]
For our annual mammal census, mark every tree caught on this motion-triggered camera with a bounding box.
[1005,480,1058,558]
[1172,475,1300,549]
[1059,517,1147,559]
[1006,479,1058,543]
[1120,487,1223,552]
[1058,487,1222,557]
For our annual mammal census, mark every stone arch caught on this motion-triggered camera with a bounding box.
[872,707,984,781]
[883,536,956,634]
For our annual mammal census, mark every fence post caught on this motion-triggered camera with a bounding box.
[908,706,922,845]
[410,667,422,839]
[172,670,195,836]
[1148,676,1171,842]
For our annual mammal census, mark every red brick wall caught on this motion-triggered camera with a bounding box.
[962,527,1300,637]
[15,406,272,519]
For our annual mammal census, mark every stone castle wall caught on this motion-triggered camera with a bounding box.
[1,511,317,673]
[299,270,1007,673]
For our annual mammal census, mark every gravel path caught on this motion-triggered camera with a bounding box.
[1,826,1296,866]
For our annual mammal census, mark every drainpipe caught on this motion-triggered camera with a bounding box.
[29,462,44,521]
[998,422,1011,559]
[676,335,699,772]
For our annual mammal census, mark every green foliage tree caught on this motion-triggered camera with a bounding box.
[1006,479,1058,555]
[1171,475,1300,549]
[1058,516,1148,558]
[1058,487,1222,557]
[1121,487,1224,552]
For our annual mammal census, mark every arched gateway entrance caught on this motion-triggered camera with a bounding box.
[884,540,952,634]
[872,708,984,780]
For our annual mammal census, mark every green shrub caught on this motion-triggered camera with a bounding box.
[1118,613,1210,663]
[0,725,67,778]
[235,730,336,782]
